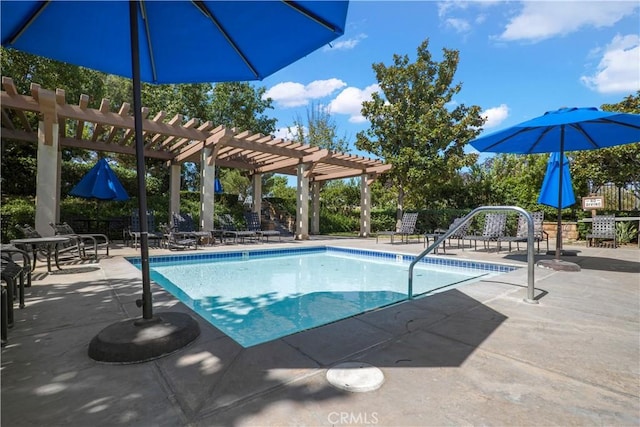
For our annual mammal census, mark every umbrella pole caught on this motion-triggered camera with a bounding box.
[130,1,153,320]
[555,132,565,260]
[87,1,200,364]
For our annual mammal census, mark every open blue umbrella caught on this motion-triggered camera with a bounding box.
[70,158,129,201]
[1,1,348,362]
[538,152,575,209]
[471,107,640,262]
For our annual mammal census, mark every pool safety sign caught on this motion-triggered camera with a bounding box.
[582,196,604,210]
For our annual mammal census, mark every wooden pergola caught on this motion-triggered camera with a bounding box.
[1,77,391,238]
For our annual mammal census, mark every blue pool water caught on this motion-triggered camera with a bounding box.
[129,247,516,347]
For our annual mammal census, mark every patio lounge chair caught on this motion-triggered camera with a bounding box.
[464,213,507,252]
[216,214,257,244]
[159,223,197,251]
[127,211,164,248]
[244,212,281,242]
[172,212,211,246]
[376,212,422,244]
[502,211,549,253]
[50,222,110,258]
[586,214,616,248]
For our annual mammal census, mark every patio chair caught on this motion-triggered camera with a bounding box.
[586,214,616,248]
[50,222,109,258]
[503,211,549,253]
[244,212,281,242]
[464,213,507,252]
[424,217,470,253]
[216,214,257,244]
[376,212,422,244]
[15,224,86,263]
[127,211,164,248]
[171,212,211,246]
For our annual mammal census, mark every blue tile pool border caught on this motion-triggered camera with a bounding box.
[126,245,518,274]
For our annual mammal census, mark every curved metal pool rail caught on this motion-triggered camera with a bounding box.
[408,206,538,304]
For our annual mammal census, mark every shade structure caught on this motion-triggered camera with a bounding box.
[70,158,129,201]
[1,0,349,362]
[538,153,575,209]
[470,107,640,263]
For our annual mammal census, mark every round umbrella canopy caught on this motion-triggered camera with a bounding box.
[470,107,640,260]
[70,158,129,201]
[1,1,348,84]
[538,152,575,209]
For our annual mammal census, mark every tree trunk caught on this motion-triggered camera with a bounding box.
[396,185,404,231]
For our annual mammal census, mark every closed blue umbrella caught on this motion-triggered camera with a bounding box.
[70,158,129,201]
[471,107,640,262]
[214,178,223,194]
[1,1,349,362]
[538,153,575,209]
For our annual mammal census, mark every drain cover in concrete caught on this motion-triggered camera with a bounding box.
[326,362,384,392]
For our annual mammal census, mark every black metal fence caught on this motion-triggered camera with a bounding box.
[589,183,640,211]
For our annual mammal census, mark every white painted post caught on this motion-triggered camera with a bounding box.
[169,163,181,224]
[200,148,215,231]
[360,174,371,237]
[296,164,309,240]
[311,181,320,234]
[35,121,60,236]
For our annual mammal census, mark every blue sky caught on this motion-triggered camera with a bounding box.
[259,1,640,161]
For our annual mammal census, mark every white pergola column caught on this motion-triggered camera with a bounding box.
[311,181,320,235]
[252,173,262,217]
[296,164,309,240]
[169,163,181,223]
[200,148,215,231]
[35,123,60,236]
[360,174,371,237]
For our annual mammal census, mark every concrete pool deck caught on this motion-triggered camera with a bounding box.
[1,236,639,426]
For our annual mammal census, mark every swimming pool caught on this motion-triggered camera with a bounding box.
[128,246,516,347]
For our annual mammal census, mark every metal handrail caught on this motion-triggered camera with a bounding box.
[408,206,538,304]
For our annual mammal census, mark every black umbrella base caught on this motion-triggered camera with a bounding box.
[537,259,581,272]
[88,312,200,364]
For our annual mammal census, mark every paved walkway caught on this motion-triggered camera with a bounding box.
[2,237,639,426]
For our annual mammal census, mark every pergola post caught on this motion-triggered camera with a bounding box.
[359,173,371,237]
[296,163,309,240]
[252,173,262,217]
[311,181,321,235]
[35,88,60,236]
[169,163,181,223]
[200,147,215,231]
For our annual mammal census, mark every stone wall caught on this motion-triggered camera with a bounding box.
[543,221,578,241]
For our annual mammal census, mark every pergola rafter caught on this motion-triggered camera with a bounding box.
[1,77,391,238]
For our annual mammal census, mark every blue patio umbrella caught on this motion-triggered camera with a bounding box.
[1,1,348,362]
[214,178,223,194]
[470,107,640,261]
[70,158,129,201]
[538,152,575,209]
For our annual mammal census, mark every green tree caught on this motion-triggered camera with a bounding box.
[355,39,485,220]
[289,102,350,152]
[571,92,640,201]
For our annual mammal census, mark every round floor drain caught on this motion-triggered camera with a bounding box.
[326,362,384,392]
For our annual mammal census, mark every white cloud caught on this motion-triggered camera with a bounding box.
[580,34,640,94]
[498,1,638,42]
[323,33,367,51]
[273,126,305,141]
[482,104,509,129]
[328,84,380,123]
[445,18,471,33]
[263,79,346,108]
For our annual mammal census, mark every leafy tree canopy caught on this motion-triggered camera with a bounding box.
[355,39,485,213]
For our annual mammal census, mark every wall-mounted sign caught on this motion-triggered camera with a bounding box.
[582,196,604,210]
